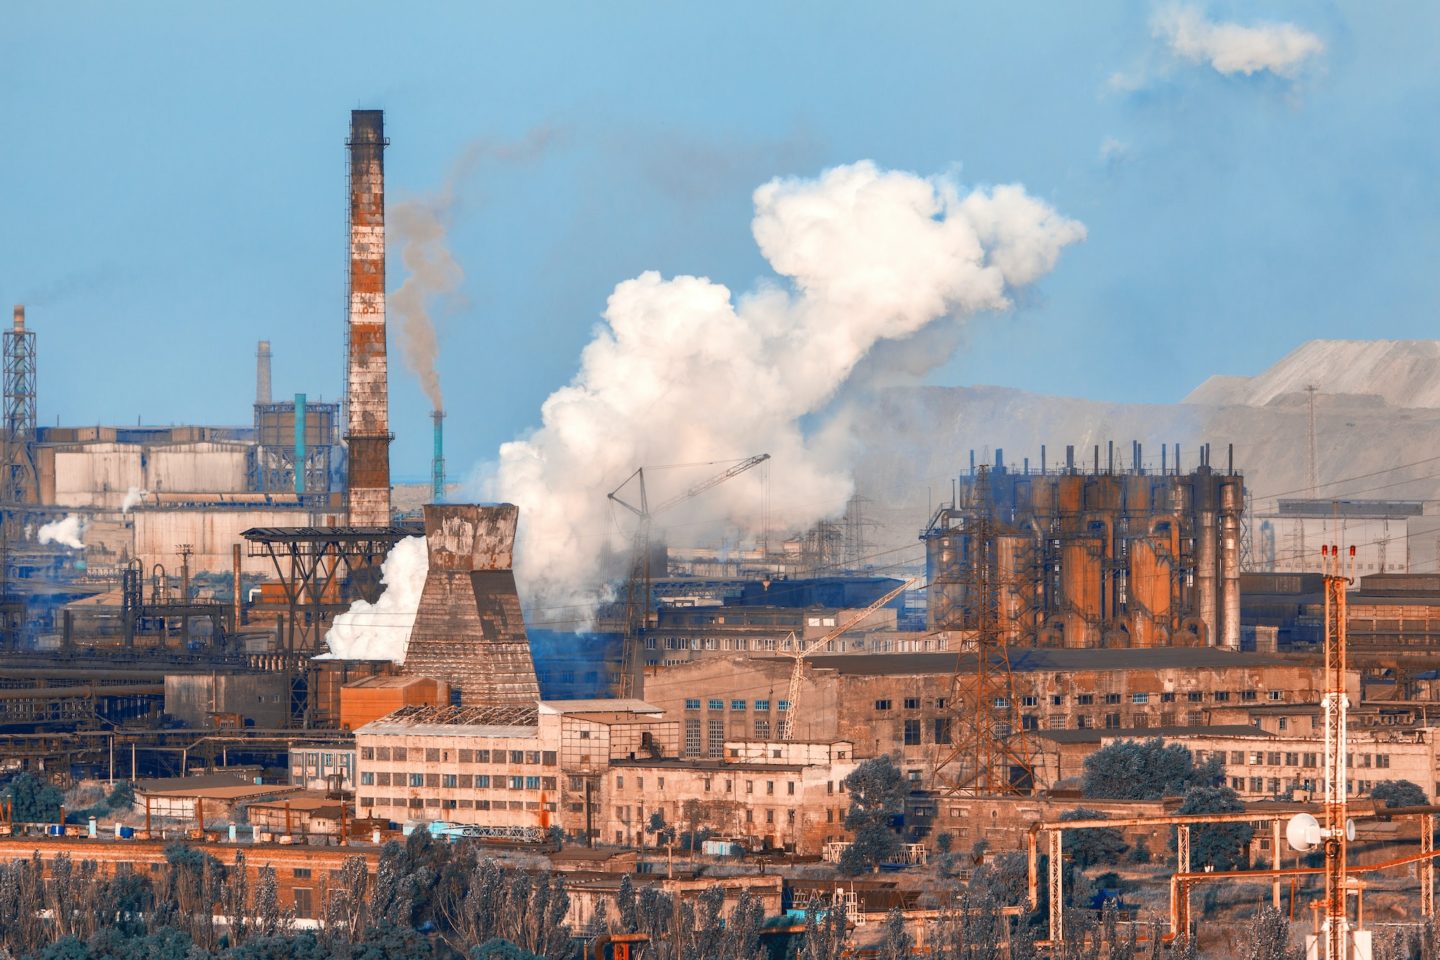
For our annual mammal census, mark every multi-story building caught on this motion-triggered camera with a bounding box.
[643,648,1340,777]
[353,700,678,841]
[602,739,859,853]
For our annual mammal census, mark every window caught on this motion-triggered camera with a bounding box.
[426,748,440,762]
[476,775,490,788]
[392,747,407,761]
[685,699,701,710]
[788,781,796,795]
[1021,696,1038,708]
[1160,692,1176,703]
[509,776,524,790]
[293,868,312,879]
[1104,713,1121,729]
[1188,692,1203,703]
[754,719,771,739]
[441,774,457,788]
[1267,752,1282,766]
[459,749,473,763]
[409,774,423,788]
[1377,754,1391,769]
[1104,693,1121,705]
[579,730,591,740]
[1213,692,1230,702]
[874,700,892,711]
[933,718,952,744]
[526,776,541,790]
[904,697,921,710]
[360,747,374,760]
[360,772,374,786]
[904,720,921,745]
[476,750,490,763]
[685,719,701,756]
[1131,692,1149,704]
[731,699,747,711]
[459,774,473,788]
[376,747,391,761]
[708,720,724,758]
[1268,690,1285,701]
[510,751,524,764]
[1241,691,1257,702]
[293,887,313,919]
[1076,694,1094,706]
[754,699,770,711]
[542,751,557,766]
[708,699,725,710]
[425,773,439,788]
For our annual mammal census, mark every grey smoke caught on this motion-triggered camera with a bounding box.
[391,127,563,412]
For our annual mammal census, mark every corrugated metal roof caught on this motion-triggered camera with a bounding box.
[775,647,1299,677]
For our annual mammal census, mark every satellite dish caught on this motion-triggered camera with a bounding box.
[1287,813,1322,852]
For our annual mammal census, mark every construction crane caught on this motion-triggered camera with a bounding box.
[608,453,770,697]
[779,578,914,740]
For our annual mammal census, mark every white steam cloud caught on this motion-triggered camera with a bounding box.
[494,160,1086,611]
[321,536,427,662]
[1155,5,1324,78]
[121,486,147,514]
[38,515,85,550]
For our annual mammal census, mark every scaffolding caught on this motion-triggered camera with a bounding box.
[242,525,419,654]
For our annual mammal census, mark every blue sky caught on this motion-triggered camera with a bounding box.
[2,2,1436,481]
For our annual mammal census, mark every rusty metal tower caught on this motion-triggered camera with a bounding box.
[345,110,393,526]
[1321,543,1355,960]
[928,466,1038,795]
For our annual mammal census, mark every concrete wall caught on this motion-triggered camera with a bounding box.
[133,506,311,575]
[51,442,251,509]
[164,673,291,729]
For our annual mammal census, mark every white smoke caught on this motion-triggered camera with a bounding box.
[494,160,1085,612]
[321,536,428,662]
[1155,5,1324,78]
[38,515,85,550]
[121,486,147,514]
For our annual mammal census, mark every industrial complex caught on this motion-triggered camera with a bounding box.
[1,108,1436,960]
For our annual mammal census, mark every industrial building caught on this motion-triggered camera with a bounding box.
[924,444,1244,649]
[641,647,1338,772]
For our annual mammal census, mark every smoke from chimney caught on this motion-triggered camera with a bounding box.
[490,160,1086,616]
[391,200,458,412]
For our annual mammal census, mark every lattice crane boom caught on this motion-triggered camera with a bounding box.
[780,578,914,740]
[608,454,771,698]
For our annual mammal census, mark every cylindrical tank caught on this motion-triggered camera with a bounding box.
[1128,534,1172,648]
[1219,477,1243,650]
[1061,539,1102,648]
[1195,471,1217,647]
[926,529,967,631]
[996,533,1033,644]
[1059,475,1084,517]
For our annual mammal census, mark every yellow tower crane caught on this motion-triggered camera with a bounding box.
[779,578,915,740]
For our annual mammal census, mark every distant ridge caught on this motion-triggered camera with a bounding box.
[1184,340,1440,409]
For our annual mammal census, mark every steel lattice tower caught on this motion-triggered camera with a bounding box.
[2,306,39,509]
[928,466,1038,796]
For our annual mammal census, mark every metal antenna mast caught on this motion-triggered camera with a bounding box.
[930,465,1037,796]
[1321,542,1355,960]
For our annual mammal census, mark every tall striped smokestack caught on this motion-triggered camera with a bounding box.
[345,109,392,526]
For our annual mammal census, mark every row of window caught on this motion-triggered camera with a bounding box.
[1228,777,1396,797]
[360,746,558,766]
[872,690,1284,711]
[614,773,798,796]
[1204,749,1392,770]
[358,796,559,812]
[684,698,788,712]
[358,772,559,790]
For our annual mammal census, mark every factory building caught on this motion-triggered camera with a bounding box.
[924,445,1243,649]
[1253,499,1440,576]
[353,700,675,840]
[642,648,1338,779]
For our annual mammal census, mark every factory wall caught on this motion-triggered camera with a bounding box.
[132,506,312,575]
[163,672,292,728]
[45,441,250,509]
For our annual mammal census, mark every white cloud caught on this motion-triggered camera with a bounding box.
[1155,4,1324,78]
[1099,136,1131,166]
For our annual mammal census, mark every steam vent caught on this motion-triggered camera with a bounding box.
[404,504,540,706]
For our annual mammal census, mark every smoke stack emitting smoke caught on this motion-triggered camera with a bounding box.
[487,160,1086,617]
[38,515,84,550]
